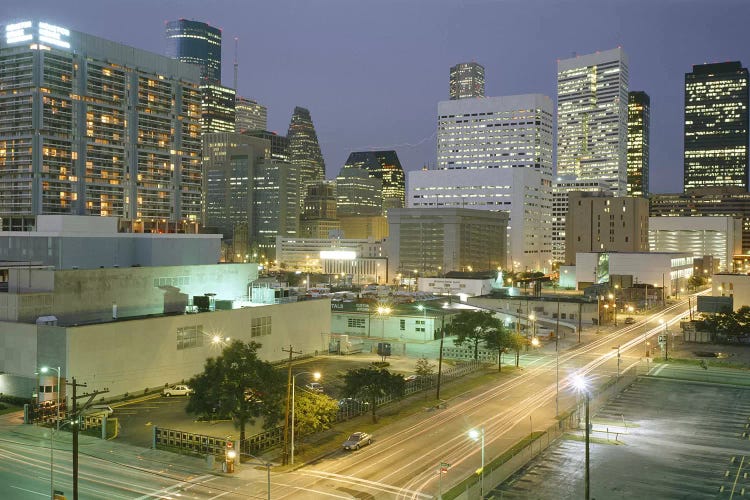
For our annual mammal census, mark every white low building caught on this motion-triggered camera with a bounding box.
[575,252,693,297]
[649,216,741,272]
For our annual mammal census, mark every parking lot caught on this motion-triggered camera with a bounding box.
[112,353,426,447]
[495,377,750,499]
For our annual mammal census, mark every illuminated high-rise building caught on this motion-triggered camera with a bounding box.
[287,106,326,199]
[410,94,554,271]
[201,84,236,134]
[343,151,405,210]
[236,96,267,133]
[165,19,222,85]
[449,62,485,100]
[627,91,650,197]
[557,48,629,195]
[336,165,383,216]
[684,62,749,192]
[0,20,202,232]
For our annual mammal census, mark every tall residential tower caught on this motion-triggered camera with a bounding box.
[0,20,202,232]
[684,62,749,192]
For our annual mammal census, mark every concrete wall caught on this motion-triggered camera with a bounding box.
[57,299,331,397]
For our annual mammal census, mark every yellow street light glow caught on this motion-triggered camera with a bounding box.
[531,337,540,347]
[572,373,587,392]
[312,372,321,381]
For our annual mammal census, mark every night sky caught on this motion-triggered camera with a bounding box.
[7,0,750,194]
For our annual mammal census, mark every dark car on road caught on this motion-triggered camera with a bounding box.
[343,432,372,450]
[624,317,636,325]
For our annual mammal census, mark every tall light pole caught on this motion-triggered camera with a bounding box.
[612,345,621,378]
[418,304,447,400]
[40,366,61,500]
[291,371,320,465]
[660,318,669,361]
[608,292,617,326]
[573,374,590,500]
[468,427,485,497]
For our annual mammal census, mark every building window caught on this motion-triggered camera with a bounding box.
[251,316,272,337]
[400,319,406,331]
[177,325,204,350]
[347,318,365,328]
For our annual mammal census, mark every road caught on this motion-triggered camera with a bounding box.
[0,294,701,499]
[265,295,700,499]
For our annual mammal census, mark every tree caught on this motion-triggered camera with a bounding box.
[483,323,511,371]
[293,392,339,444]
[444,310,502,360]
[343,367,405,423]
[688,274,706,290]
[414,356,435,377]
[186,340,285,442]
[507,332,526,367]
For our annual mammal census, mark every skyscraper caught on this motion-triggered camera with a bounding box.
[410,94,554,271]
[627,91,650,197]
[342,151,406,210]
[450,62,485,100]
[557,48,629,195]
[0,20,202,232]
[684,62,749,192]
[165,19,222,85]
[336,166,383,216]
[287,106,326,199]
[236,96,267,133]
[201,84,236,134]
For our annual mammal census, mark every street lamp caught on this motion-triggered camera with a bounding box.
[376,305,391,337]
[468,427,485,497]
[291,371,321,465]
[608,292,617,326]
[572,374,590,500]
[659,318,669,361]
[40,366,61,499]
[527,313,536,351]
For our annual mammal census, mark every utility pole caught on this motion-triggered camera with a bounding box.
[436,312,446,400]
[67,378,108,500]
[281,345,301,465]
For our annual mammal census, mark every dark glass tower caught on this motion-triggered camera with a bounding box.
[627,91,650,197]
[287,106,326,199]
[343,151,405,209]
[449,62,485,100]
[684,62,749,192]
[165,19,222,85]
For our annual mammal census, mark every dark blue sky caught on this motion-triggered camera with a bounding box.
[8,0,749,193]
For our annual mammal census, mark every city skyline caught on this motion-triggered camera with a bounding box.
[4,0,750,194]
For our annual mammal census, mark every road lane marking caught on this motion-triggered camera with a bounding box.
[10,485,47,496]
[652,363,669,377]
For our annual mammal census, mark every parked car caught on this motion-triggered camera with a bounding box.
[404,374,420,382]
[338,397,370,410]
[342,431,372,451]
[624,317,636,325]
[163,384,193,397]
[304,382,324,393]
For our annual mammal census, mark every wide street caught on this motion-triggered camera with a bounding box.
[0,294,709,499]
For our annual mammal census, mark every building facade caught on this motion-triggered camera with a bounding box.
[338,215,389,240]
[165,19,222,85]
[0,20,203,231]
[275,236,385,272]
[200,84,236,134]
[449,62,485,100]
[336,166,383,216]
[557,48,629,196]
[343,151,406,210]
[552,176,609,264]
[386,208,508,279]
[287,106,326,199]
[649,190,750,253]
[627,91,650,197]
[684,62,749,192]
[252,158,300,257]
[565,192,649,265]
[649,216,741,271]
[235,96,267,133]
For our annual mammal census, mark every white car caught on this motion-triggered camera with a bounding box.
[305,382,324,393]
[163,384,193,397]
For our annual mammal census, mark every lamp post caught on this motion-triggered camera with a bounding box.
[608,293,617,326]
[291,371,321,465]
[659,318,669,361]
[468,427,485,497]
[418,304,447,400]
[573,374,590,500]
[40,366,61,500]
[376,305,391,337]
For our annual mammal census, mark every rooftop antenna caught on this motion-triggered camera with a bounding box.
[233,36,239,91]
